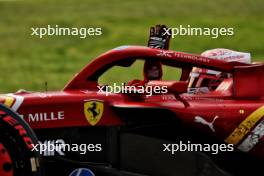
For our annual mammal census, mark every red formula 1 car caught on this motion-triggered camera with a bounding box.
[0,45,264,176]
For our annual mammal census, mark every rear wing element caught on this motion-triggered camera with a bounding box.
[233,64,264,99]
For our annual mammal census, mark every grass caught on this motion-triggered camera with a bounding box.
[0,0,263,93]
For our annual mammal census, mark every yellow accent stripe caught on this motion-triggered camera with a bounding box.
[225,105,264,145]
[0,96,15,108]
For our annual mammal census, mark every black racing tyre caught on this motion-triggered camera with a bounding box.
[0,104,42,176]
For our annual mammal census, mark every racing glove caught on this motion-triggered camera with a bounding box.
[147,24,171,50]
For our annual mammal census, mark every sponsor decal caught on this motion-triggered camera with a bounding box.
[174,52,210,63]
[225,105,264,145]
[2,115,34,150]
[183,97,224,102]
[38,139,66,156]
[36,92,52,98]
[156,50,210,63]
[84,100,103,126]
[157,50,173,57]
[194,116,219,132]
[25,111,65,122]
[0,95,14,107]
[69,168,95,176]
[0,94,24,111]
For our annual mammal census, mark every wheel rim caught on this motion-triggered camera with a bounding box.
[0,143,13,176]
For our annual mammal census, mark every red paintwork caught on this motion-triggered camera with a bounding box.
[1,45,264,158]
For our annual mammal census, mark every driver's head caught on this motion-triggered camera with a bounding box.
[188,48,251,94]
[143,60,163,81]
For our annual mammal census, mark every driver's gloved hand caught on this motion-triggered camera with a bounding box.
[147,24,171,50]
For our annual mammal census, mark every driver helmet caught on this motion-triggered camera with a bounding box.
[188,48,251,94]
[143,60,163,81]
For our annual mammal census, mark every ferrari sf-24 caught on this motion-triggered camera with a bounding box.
[0,45,264,176]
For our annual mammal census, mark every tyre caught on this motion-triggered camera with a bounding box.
[0,104,42,176]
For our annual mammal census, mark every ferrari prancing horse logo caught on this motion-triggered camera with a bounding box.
[84,100,104,126]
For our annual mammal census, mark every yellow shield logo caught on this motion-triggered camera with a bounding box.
[84,100,104,126]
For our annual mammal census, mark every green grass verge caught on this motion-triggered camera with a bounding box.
[0,0,263,92]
